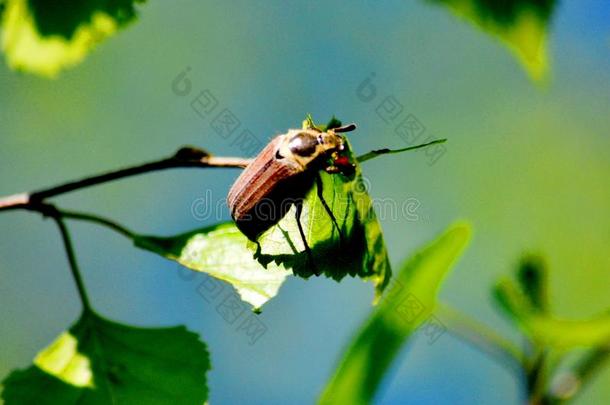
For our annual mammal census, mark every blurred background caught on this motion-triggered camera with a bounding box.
[0,0,608,403]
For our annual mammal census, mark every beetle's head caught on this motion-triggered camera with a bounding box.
[276,124,356,171]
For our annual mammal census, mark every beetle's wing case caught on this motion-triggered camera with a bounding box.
[227,134,309,240]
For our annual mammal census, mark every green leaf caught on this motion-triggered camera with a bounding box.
[494,279,610,348]
[516,254,548,313]
[1,0,144,77]
[1,311,210,404]
[319,222,471,404]
[252,135,392,302]
[427,0,557,81]
[134,222,291,311]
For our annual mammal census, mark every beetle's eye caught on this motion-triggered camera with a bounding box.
[288,132,318,157]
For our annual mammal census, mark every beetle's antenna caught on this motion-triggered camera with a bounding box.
[334,123,357,133]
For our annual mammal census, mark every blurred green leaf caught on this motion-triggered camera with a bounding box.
[253,122,391,302]
[1,311,210,404]
[494,279,610,348]
[428,0,557,81]
[1,0,144,77]
[319,222,471,404]
[516,254,548,313]
[135,222,291,311]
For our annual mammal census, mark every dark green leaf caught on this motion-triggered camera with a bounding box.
[135,222,291,310]
[427,0,557,80]
[516,253,548,313]
[1,0,145,77]
[324,116,343,131]
[1,311,210,404]
[319,222,471,404]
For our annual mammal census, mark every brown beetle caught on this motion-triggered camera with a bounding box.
[227,122,356,248]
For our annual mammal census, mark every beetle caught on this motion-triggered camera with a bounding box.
[227,121,357,272]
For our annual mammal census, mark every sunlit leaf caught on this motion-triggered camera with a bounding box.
[494,279,610,348]
[1,311,210,404]
[135,222,291,311]
[253,119,391,302]
[1,0,144,77]
[319,222,471,404]
[428,0,557,81]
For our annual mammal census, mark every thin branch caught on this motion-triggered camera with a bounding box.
[436,303,526,376]
[0,146,251,212]
[47,207,93,313]
[356,139,447,163]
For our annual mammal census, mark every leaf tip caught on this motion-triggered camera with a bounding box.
[446,220,473,245]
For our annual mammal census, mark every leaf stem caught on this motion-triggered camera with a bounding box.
[436,303,526,375]
[60,209,136,239]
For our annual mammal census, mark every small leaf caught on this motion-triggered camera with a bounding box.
[319,222,471,404]
[494,279,610,348]
[427,0,557,81]
[516,254,548,313]
[1,0,145,77]
[1,311,210,404]
[253,135,391,302]
[135,222,291,310]
[324,116,343,131]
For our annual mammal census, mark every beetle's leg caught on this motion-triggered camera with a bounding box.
[295,199,320,276]
[315,173,344,245]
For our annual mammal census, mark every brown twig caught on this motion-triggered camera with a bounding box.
[0,147,251,212]
[0,193,29,211]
